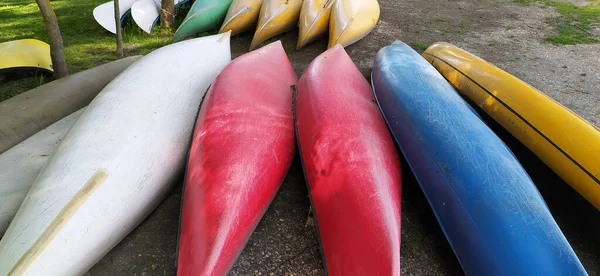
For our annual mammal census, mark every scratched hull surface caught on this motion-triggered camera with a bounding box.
[372,41,586,275]
[173,0,234,42]
[93,0,140,34]
[329,0,379,48]
[297,0,333,49]
[0,110,83,238]
[0,34,231,276]
[0,56,139,154]
[250,0,302,49]
[219,0,264,35]
[295,45,402,275]
[177,41,296,276]
[423,43,600,211]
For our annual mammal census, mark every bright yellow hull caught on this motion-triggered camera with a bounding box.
[297,0,333,49]
[250,0,302,50]
[219,0,264,36]
[0,39,53,75]
[423,42,600,210]
[328,0,379,48]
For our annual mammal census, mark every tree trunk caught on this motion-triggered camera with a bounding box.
[114,0,124,56]
[36,0,68,79]
[160,0,175,29]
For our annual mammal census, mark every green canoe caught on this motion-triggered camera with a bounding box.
[173,0,234,42]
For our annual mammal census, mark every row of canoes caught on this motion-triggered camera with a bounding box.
[0,33,597,275]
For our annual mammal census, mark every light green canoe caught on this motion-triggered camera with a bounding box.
[173,0,234,42]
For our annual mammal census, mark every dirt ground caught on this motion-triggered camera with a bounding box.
[88,0,600,275]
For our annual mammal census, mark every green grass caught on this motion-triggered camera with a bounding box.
[411,42,431,52]
[514,0,600,44]
[0,0,193,100]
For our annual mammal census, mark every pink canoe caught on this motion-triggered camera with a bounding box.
[295,45,402,275]
[177,41,297,275]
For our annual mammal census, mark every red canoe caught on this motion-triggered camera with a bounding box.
[177,41,297,276]
[295,45,402,275]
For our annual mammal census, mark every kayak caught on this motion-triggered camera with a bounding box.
[0,109,83,238]
[219,0,264,36]
[297,0,333,49]
[177,40,296,275]
[372,41,586,275]
[250,0,302,50]
[0,56,140,153]
[295,45,402,275]
[173,0,234,42]
[131,0,187,34]
[93,0,140,34]
[423,42,600,211]
[329,0,379,48]
[0,33,231,276]
[0,39,52,82]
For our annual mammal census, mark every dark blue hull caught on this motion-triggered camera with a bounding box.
[371,41,586,275]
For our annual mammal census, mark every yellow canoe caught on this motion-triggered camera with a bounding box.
[297,0,333,49]
[329,0,379,48]
[250,0,302,50]
[219,0,264,36]
[0,39,53,80]
[423,42,600,210]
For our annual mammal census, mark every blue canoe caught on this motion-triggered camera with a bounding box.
[371,41,587,275]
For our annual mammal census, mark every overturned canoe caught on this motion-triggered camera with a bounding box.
[173,0,234,42]
[297,0,333,49]
[219,0,264,36]
[131,0,187,34]
[372,41,586,275]
[0,39,52,83]
[295,45,402,275]
[93,0,140,34]
[0,33,231,276]
[0,56,140,154]
[423,42,600,211]
[329,0,379,48]
[250,0,302,50]
[177,41,296,276]
[0,109,83,238]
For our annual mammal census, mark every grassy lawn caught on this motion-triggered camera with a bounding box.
[0,0,192,100]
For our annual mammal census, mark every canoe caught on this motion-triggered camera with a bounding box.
[131,0,187,34]
[177,40,296,276]
[423,43,600,211]
[329,0,379,48]
[0,39,52,82]
[297,0,333,49]
[0,33,231,276]
[219,0,264,36]
[93,0,140,34]
[372,41,586,275]
[0,109,83,238]
[295,45,402,275]
[0,56,140,154]
[173,0,234,42]
[250,0,302,50]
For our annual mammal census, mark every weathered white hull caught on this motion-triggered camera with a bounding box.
[93,0,140,34]
[0,110,83,238]
[131,0,184,34]
[0,33,231,276]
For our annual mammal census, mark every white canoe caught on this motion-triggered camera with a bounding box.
[0,32,231,276]
[0,109,83,238]
[93,0,140,34]
[131,0,185,34]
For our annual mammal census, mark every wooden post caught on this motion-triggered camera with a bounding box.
[160,0,175,29]
[35,0,69,78]
[114,0,124,56]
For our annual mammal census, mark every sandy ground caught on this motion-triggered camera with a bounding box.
[88,0,600,275]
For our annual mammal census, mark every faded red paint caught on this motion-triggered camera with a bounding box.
[295,45,402,275]
[177,41,297,276]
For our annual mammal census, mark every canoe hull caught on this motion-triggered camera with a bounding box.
[173,0,234,42]
[0,34,231,276]
[295,45,402,275]
[0,39,52,82]
[219,0,264,35]
[372,41,586,275]
[297,0,333,49]
[423,43,600,211]
[131,0,186,34]
[177,41,296,275]
[93,0,140,34]
[0,56,140,153]
[329,0,379,48]
[250,0,302,49]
